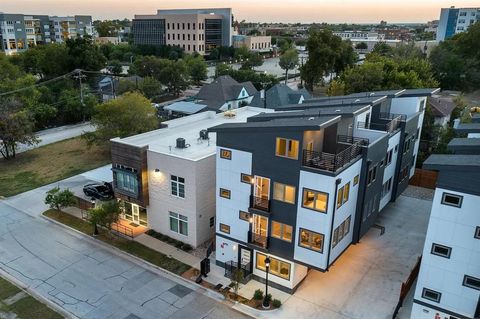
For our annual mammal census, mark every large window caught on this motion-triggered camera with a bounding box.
[386,149,393,166]
[256,253,291,280]
[171,175,185,198]
[381,178,392,198]
[169,212,188,236]
[337,182,350,208]
[421,288,441,303]
[273,182,296,204]
[332,216,351,248]
[302,188,328,213]
[299,228,324,252]
[271,221,292,242]
[367,165,377,185]
[441,192,463,208]
[431,243,452,258]
[275,137,299,159]
[114,169,138,195]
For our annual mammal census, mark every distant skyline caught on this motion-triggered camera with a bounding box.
[1,0,479,23]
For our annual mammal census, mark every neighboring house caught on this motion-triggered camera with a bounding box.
[209,88,438,293]
[109,107,272,248]
[163,101,208,117]
[454,122,480,138]
[98,75,143,101]
[0,13,93,55]
[428,96,457,127]
[411,138,480,318]
[250,84,311,109]
[194,75,257,112]
[132,8,234,55]
[436,6,480,41]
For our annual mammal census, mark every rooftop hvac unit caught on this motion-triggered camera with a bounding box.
[176,138,186,149]
[199,129,209,140]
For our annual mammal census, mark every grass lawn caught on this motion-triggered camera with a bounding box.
[0,277,63,319]
[43,209,191,276]
[0,137,110,197]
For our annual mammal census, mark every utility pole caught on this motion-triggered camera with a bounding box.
[73,69,87,122]
[299,55,306,88]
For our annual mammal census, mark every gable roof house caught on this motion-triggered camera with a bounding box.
[250,83,311,109]
[194,75,258,112]
[428,95,457,127]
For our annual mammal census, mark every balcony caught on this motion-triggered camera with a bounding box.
[249,195,270,213]
[358,113,406,133]
[248,230,269,249]
[302,136,368,173]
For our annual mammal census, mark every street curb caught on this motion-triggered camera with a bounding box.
[0,269,80,319]
[40,215,227,300]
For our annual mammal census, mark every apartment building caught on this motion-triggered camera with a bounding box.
[133,8,234,55]
[232,35,272,52]
[437,6,479,41]
[411,136,480,318]
[110,107,271,248]
[0,13,93,54]
[209,88,438,292]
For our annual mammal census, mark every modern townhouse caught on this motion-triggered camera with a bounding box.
[109,107,271,248]
[133,8,234,55]
[0,13,93,54]
[411,137,480,319]
[209,88,438,293]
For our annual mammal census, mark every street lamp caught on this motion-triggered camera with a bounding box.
[263,256,271,308]
[91,198,99,236]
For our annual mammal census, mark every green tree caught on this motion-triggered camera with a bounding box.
[58,88,97,123]
[108,59,123,75]
[158,60,190,96]
[89,200,120,237]
[139,76,163,99]
[0,99,38,159]
[84,92,158,145]
[230,268,244,299]
[326,79,346,96]
[66,35,106,71]
[370,42,394,57]
[184,55,208,84]
[241,52,263,70]
[94,20,120,37]
[355,42,368,50]
[279,48,299,84]
[44,187,77,212]
[117,79,138,95]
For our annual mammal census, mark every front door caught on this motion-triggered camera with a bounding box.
[239,246,251,267]
[132,204,140,225]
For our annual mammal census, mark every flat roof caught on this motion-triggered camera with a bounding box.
[448,137,480,147]
[423,154,480,170]
[164,101,207,114]
[111,107,272,161]
[248,105,370,121]
[282,96,386,109]
[455,122,480,133]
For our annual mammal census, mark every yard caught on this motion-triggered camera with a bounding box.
[0,276,63,319]
[0,137,110,197]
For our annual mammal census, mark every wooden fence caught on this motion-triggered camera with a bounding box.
[392,256,422,318]
[409,169,438,189]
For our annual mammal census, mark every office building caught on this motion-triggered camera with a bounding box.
[133,8,234,55]
[437,7,479,41]
[232,35,272,52]
[210,88,438,292]
[0,12,93,55]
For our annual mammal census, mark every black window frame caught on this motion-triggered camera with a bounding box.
[475,226,480,239]
[431,243,452,258]
[298,227,324,253]
[219,188,231,199]
[220,148,232,160]
[422,288,441,303]
[441,192,463,208]
[209,216,215,227]
[219,223,230,234]
[463,275,480,291]
[240,173,252,184]
[239,210,250,221]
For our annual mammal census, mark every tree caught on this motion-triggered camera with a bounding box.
[326,79,346,96]
[184,55,208,85]
[158,60,190,96]
[370,42,394,57]
[108,59,123,75]
[44,187,77,212]
[94,20,120,37]
[89,200,120,237]
[57,88,97,124]
[0,99,38,159]
[241,52,263,70]
[84,92,158,145]
[279,48,299,84]
[66,35,106,71]
[230,268,244,299]
[139,76,163,99]
[355,42,368,50]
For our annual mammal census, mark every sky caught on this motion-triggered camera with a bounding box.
[1,0,479,23]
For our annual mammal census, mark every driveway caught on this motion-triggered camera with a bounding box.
[236,192,432,319]
[17,122,95,153]
[0,172,248,319]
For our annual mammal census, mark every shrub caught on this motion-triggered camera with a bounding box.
[253,289,264,300]
[181,243,193,252]
[272,299,282,308]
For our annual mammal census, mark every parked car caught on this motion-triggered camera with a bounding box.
[83,182,114,201]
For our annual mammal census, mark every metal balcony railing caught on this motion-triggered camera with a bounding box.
[249,195,270,212]
[248,230,269,249]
